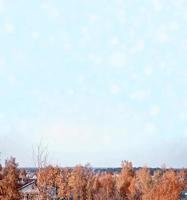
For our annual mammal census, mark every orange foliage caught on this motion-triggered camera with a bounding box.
[0,157,20,200]
[143,170,185,200]
[0,158,187,200]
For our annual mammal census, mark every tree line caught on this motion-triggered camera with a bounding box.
[0,157,187,200]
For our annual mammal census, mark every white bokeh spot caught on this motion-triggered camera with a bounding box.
[130,89,149,101]
[32,31,40,40]
[111,84,121,95]
[150,105,161,116]
[4,23,14,33]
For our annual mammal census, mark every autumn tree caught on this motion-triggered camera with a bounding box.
[134,167,153,199]
[95,172,117,200]
[56,167,71,199]
[116,161,135,199]
[143,170,184,200]
[68,165,94,200]
[37,165,60,200]
[0,157,20,200]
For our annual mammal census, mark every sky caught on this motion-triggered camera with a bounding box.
[0,0,187,168]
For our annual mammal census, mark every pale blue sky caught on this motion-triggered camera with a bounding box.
[0,0,187,167]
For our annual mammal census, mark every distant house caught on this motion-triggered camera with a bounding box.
[19,179,58,200]
[19,179,39,200]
